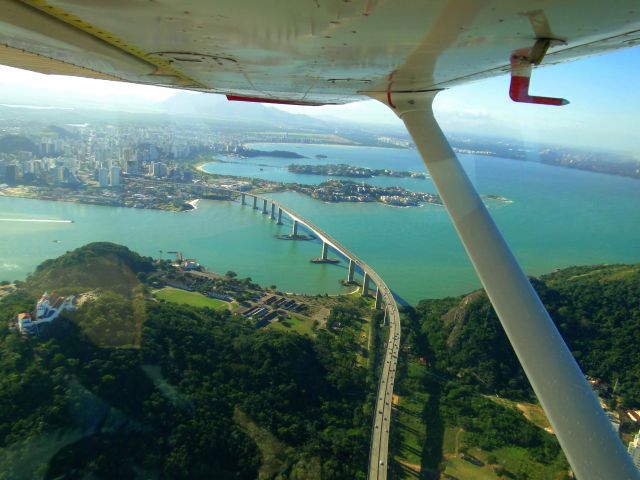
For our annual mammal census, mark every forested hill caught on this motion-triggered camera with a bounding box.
[407,262,640,406]
[0,134,38,155]
[26,242,154,296]
[0,243,378,479]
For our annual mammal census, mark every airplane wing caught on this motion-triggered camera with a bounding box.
[0,0,639,104]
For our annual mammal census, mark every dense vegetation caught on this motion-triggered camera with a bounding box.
[26,242,154,296]
[0,243,377,479]
[5,242,637,479]
[392,262,640,478]
[0,134,38,155]
[409,263,640,405]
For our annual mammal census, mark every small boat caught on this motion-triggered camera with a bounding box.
[310,258,340,264]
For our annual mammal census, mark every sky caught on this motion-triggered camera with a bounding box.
[273,46,640,154]
[0,45,638,154]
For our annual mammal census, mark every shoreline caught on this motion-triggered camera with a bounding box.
[0,191,189,214]
[195,165,448,209]
[193,157,512,208]
[0,193,369,301]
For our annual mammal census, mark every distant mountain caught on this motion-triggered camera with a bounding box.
[45,125,80,140]
[0,134,38,155]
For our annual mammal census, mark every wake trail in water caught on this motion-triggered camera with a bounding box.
[0,218,73,223]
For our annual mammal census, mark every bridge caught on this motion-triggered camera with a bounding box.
[228,190,401,480]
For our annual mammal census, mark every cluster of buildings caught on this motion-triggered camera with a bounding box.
[377,136,412,148]
[0,120,268,210]
[296,180,442,207]
[585,376,640,472]
[96,164,121,187]
[628,431,640,469]
[0,120,253,190]
[12,292,76,335]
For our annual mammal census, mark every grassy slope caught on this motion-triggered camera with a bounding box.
[269,315,316,336]
[489,397,552,431]
[153,287,229,311]
[394,359,429,470]
[233,408,292,480]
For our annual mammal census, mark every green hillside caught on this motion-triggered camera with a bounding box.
[392,262,640,479]
[0,243,377,479]
[412,263,640,405]
[26,242,153,297]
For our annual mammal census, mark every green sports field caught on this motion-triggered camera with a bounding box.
[154,287,229,311]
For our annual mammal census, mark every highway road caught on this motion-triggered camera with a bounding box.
[229,191,401,480]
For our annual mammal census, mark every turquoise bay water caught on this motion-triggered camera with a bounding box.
[1,143,639,304]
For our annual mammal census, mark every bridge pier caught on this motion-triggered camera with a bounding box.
[270,202,276,220]
[262,199,268,214]
[241,193,246,205]
[253,196,257,209]
[375,286,382,309]
[347,259,355,283]
[362,272,370,297]
[277,207,283,225]
[321,242,328,260]
[292,220,298,237]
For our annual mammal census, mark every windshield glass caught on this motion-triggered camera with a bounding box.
[1,45,639,480]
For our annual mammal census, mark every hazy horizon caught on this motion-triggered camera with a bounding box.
[0,44,639,156]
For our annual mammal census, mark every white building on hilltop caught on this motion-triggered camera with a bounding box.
[16,292,75,335]
[628,430,640,470]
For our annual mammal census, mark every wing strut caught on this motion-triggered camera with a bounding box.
[370,90,638,480]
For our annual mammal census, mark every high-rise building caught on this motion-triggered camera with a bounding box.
[39,139,58,157]
[126,160,139,175]
[95,148,107,163]
[28,160,38,174]
[628,430,640,470]
[152,162,168,178]
[110,165,121,187]
[5,164,18,185]
[56,165,66,182]
[17,151,32,161]
[98,167,109,187]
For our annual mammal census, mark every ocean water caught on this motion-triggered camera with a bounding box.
[1,144,639,305]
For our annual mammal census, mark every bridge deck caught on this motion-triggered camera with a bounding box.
[234,191,400,480]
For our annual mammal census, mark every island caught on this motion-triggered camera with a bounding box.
[238,147,305,159]
[0,162,510,212]
[288,163,428,179]
[292,179,442,207]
